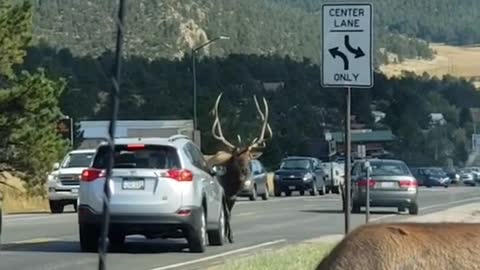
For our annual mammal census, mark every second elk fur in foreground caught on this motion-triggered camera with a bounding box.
[315,223,480,270]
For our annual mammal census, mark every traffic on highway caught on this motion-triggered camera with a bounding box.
[1,0,480,270]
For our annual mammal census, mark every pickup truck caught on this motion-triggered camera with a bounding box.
[47,149,96,213]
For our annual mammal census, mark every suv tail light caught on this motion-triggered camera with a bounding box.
[357,179,376,187]
[399,180,417,188]
[81,169,105,182]
[167,169,193,182]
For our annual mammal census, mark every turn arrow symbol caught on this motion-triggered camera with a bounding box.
[329,47,349,70]
[344,35,365,59]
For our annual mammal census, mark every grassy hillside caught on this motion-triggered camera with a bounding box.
[28,0,433,65]
[272,0,480,46]
[380,44,480,88]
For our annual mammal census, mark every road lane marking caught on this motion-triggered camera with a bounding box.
[148,239,287,270]
[371,197,480,222]
[7,237,58,245]
[237,212,255,217]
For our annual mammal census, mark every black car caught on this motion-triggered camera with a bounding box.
[274,156,326,196]
[412,167,450,188]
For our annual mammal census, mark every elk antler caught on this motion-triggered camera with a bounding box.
[211,92,236,149]
[250,95,273,149]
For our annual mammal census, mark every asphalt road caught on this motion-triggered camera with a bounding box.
[1,186,479,270]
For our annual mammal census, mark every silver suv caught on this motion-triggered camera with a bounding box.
[77,135,227,253]
[48,149,96,213]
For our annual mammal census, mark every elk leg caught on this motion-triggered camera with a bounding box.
[225,197,236,243]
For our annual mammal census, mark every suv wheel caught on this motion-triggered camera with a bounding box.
[49,200,64,214]
[310,183,318,196]
[187,207,207,253]
[208,203,226,246]
[79,224,99,252]
[261,184,269,200]
[109,233,126,248]
[249,186,257,201]
[351,203,361,214]
[319,184,326,196]
[409,202,419,215]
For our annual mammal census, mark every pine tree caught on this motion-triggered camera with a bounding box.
[0,1,69,195]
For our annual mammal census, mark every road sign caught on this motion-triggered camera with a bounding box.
[322,3,373,88]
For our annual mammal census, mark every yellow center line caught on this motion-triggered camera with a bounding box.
[8,237,58,245]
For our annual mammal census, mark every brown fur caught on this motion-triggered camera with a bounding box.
[316,222,480,270]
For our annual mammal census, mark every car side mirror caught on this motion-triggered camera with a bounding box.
[211,165,226,177]
[53,162,60,170]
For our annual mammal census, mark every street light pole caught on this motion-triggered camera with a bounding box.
[191,36,230,131]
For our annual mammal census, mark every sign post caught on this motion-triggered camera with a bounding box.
[322,2,373,235]
[364,160,371,223]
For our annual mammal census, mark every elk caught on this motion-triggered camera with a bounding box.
[315,222,480,270]
[205,92,272,243]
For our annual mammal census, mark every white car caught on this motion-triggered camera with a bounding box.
[77,135,227,253]
[47,149,96,213]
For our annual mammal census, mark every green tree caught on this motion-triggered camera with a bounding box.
[0,1,69,195]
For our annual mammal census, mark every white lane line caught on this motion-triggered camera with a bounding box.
[371,197,480,222]
[148,239,287,270]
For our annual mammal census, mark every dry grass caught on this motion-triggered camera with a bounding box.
[208,243,333,270]
[380,43,480,86]
[0,173,49,214]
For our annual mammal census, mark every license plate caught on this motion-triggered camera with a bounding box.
[122,179,145,190]
[378,182,396,188]
[289,186,296,190]
[71,189,78,194]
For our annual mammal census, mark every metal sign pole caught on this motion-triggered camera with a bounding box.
[365,158,370,223]
[344,86,351,234]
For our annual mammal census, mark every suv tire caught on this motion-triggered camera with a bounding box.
[409,202,419,215]
[319,184,326,196]
[261,184,269,200]
[351,203,361,214]
[310,183,318,196]
[109,233,126,248]
[79,224,99,252]
[208,203,226,246]
[49,200,64,214]
[187,207,207,253]
[249,186,257,201]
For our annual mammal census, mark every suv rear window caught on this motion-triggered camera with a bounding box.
[92,144,181,169]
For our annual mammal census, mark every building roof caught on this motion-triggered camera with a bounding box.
[329,130,395,143]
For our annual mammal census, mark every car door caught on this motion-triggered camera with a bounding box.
[187,143,220,223]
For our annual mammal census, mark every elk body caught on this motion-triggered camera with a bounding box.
[315,222,480,270]
[206,92,272,243]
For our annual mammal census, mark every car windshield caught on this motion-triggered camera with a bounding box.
[92,144,180,169]
[61,152,95,168]
[280,159,311,170]
[368,161,410,176]
[427,168,446,176]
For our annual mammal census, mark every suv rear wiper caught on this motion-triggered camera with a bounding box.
[97,1,126,270]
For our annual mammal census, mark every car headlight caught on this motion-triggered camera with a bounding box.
[274,175,280,180]
[244,180,252,187]
[303,173,313,181]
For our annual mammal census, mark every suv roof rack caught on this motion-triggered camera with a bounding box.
[168,134,190,142]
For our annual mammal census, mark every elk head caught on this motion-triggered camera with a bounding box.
[206,92,273,191]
